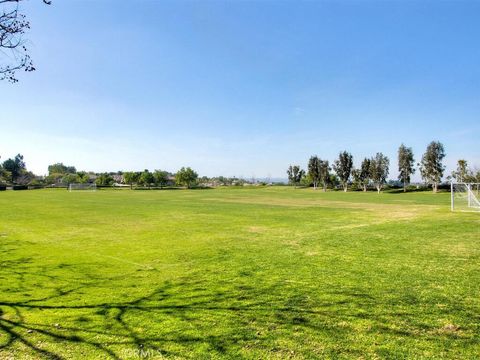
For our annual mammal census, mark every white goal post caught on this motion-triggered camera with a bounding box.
[68,183,97,192]
[451,182,480,212]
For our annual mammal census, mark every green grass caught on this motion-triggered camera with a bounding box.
[0,187,479,359]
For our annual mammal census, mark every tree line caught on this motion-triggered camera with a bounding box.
[287,141,480,193]
[0,157,254,189]
[0,158,201,189]
[1,143,479,191]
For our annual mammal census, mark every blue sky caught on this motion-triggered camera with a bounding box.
[1,0,479,180]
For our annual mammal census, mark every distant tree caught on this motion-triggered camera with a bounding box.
[95,173,114,186]
[233,177,245,186]
[352,159,371,192]
[333,151,353,192]
[2,154,26,184]
[300,175,311,187]
[62,173,80,185]
[419,141,446,193]
[0,156,8,183]
[46,163,77,185]
[470,167,480,183]
[123,171,140,189]
[48,163,76,175]
[287,165,305,188]
[351,168,362,191]
[318,160,330,192]
[308,156,321,190]
[153,170,169,188]
[218,176,228,186]
[452,159,469,182]
[44,174,58,185]
[1,0,51,82]
[359,158,371,192]
[287,166,294,185]
[139,170,154,188]
[397,144,415,192]
[175,167,198,188]
[369,153,390,193]
[328,173,339,189]
[16,171,36,185]
[76,171,90,184]
[198,176,210,186]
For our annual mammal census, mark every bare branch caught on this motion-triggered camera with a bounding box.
[0,0,50,82]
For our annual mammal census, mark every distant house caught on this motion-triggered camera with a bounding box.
[167,175,176,186]
[112,174,124,183]
[88,173,97,183]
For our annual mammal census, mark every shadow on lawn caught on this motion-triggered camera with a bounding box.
[1,282,289,358]
[0,258,463,359]
[0,269,362,359]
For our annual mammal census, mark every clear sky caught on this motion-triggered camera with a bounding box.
[1,0,479,180]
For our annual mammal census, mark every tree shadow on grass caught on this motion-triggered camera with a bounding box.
[0,270,351,359]
[0,257,475,359]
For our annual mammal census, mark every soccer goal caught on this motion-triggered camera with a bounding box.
[68,183,97,192]
[451,182,480,212]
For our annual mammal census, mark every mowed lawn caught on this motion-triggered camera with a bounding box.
[0,187,479,359]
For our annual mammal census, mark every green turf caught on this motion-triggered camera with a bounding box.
[0,187,479,359]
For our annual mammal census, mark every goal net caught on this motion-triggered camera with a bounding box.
[451,183,480,212]
[69,183,97,192]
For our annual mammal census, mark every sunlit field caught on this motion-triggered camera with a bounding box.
[0,187,479,359]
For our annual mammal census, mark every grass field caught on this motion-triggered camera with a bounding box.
[0,187,479,359]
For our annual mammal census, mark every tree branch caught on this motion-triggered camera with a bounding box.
[0,0,50,82]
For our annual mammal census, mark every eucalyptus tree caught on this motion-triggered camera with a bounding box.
[398,144,415,192]
[287,165,305,188]
[359,158,371,192]
[351,168,362,190]
[319,160,330,192]
[308,156,321,190]
[419,141,446,193]
[452,159,469,182]
[333,151,353,192]
[370,153,389,193]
